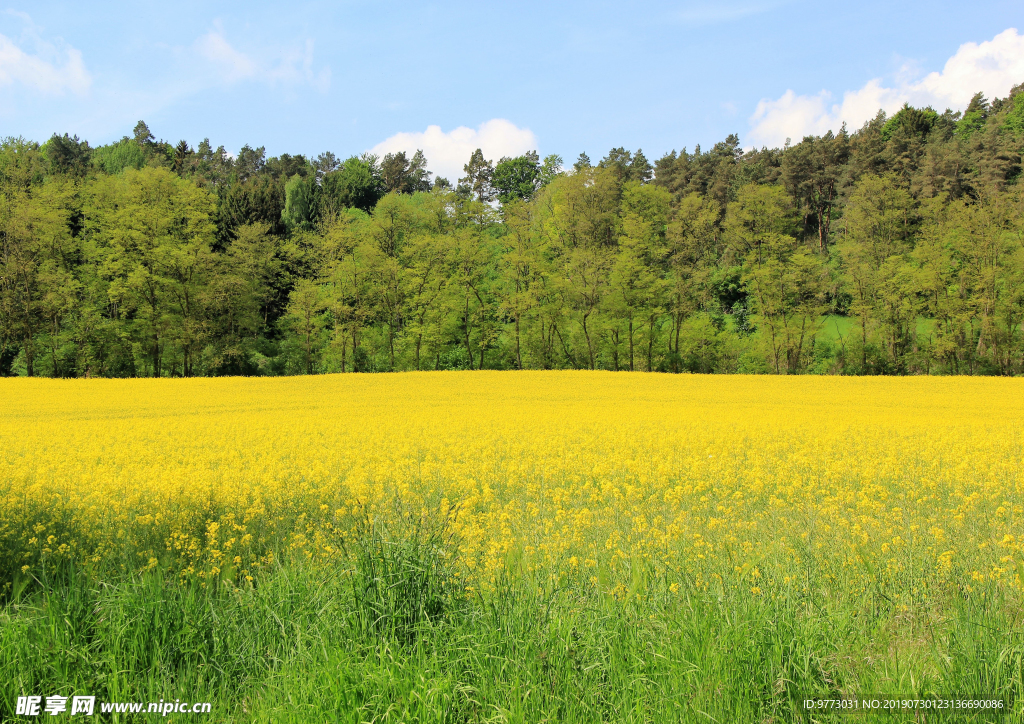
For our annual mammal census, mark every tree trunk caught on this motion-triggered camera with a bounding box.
[628,317,635,371]
[48,315,61,378]
[817,180,834,254]
[388,321,395,371]
[305,331,312,375]
[555,324,574,368]
[515,313,522,370]
[861,314,867,371]
[464,296,474,369]
[24,334,34,377]
[674,311,683,373]
[647,315,656,372]
[582,313,594,370]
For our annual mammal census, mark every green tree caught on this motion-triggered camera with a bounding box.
[837,175,916,372]
[448,227,496,369]
[321,156,382,213]
[87,167,217,377]
[497,201,547,369]
[133,121,155,147]
[459,149,495,203]
[404,230,451,370]
[321,213,373,373]
[285,279,326,374]
[607,183,670,371]
[363,193,419,368]
[540,168,619,368]
[492,152,541,204]
[44,134,92,177]
[93,138,147,176]
[1002,86,1024,136]
[173,140,193,176]
[210,222,285,373]
[956,92,989,139]
[665,193,720,368]
[235,145,267,182]
[599,147,653,184]
[539,154,564,187]
[0,178,76,376]
[379,151,431,194]
[219,175,286,240]
[282,174,321,232]
[726,184,825,373]
[781,128,850,252]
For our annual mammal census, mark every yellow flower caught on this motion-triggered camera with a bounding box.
[1,372,1022,599]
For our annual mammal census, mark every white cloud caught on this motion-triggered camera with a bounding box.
[193,31,330,93]
[748,28,1024,147]
[0,30,90,96]
[368,119,538,183]
[196,32,256,82]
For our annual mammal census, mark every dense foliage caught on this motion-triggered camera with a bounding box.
[3,90,1024,378]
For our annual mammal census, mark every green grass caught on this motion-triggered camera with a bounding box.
[3,524,1022,723]
[818,315,940,343]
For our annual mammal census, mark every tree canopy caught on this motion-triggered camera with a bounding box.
[3,88,1024,377]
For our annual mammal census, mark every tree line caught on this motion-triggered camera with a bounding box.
[2,87,1024,377]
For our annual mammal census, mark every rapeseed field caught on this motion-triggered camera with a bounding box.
[3,372,1024,722]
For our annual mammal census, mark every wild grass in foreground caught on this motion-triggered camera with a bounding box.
[3,518,1023,723]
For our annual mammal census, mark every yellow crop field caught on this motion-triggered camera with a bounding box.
[5,372,1024,721]
[4,372,1023,601]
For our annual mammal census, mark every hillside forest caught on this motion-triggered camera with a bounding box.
[3,87,1024,377]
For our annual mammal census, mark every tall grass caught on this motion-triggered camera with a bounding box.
[3,517,1021,723]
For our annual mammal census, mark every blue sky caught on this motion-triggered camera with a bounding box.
[1,1,1022,180]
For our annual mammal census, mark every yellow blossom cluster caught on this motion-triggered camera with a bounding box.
[2,372,1022,601]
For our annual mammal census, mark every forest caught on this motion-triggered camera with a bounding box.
[2,86,1024,377]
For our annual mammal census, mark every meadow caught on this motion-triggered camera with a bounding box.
[2,372,1024,722]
